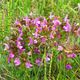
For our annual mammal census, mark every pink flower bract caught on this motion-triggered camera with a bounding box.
[63,22,71,32]
[57,46,63,51]
[35,58,42,66]
[25,61,33,68]
[66,53,76,58]
[14,58,21,66]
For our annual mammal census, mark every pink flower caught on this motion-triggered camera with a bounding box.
[66,53,76,58]
[32,32,39,38]
[16,41,23,49]
[23,17,31,26]
[41,18,47,27]
[56,31,61,39]
[66,64,72,70]
[18,45,23,49]
[17,36,23,41]
[46,55,50,62]
[18,27,23,34]
[53,19,61,27]
[50,32,54,39]
[15,20,20,25]
[16,38,25,55]
[18,48,25,55]
[16,27,24,53]
[63,22,71,32]
[25,61,33,68]
[63,15,72,32]
[28,37,34,46]
[57,46,63,51]
[52,26,56,30]
[8,52,14,63]
[34,39,38,44]
[40,36,47,43]
[36,21,41,26]
[35,58,42,66]
[14,58,21,66]
[64,15,69,22]
[34,18,41,27]
[9,52,14,58]
[36,27,42,33]
[53,41,58,46]
[34,48,40,54]
[27,51,32,56]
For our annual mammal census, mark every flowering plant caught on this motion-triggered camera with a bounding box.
[4,15,80,70]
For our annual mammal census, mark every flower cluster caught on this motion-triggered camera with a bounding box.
[4,15,80,69]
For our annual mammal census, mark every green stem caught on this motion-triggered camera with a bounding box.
[44,46,47,80]
[49,55,53,80]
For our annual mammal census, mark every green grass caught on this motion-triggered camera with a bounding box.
[0,0,80,80]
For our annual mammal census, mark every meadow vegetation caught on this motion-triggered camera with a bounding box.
[0,0,80,80]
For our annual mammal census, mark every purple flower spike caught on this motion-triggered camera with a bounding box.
[25,61,33,68]
[16,27,24,54]
[35,58,42,66]
[66,64,72,70]
[14,58,21,66]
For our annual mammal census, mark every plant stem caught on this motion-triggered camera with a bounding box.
[49,54,53,80]
[44,46,47,80]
